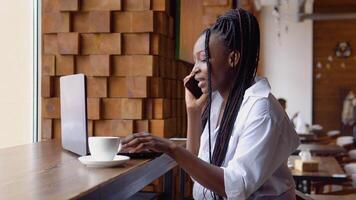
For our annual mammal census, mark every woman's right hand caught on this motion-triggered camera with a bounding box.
[183,73,208,114]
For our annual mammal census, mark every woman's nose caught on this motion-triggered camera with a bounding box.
[192,65,200,74]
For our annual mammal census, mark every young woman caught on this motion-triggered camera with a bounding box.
[122,8,300,200]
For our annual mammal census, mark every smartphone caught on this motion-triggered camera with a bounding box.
[184,75,203,99]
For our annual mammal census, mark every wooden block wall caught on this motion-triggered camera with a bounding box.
[41,0,192,140]
[179,0,234,63]
[313,1,356,131]
[178,0,256,63]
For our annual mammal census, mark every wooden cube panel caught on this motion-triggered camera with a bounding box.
[134,120,149,133]
[183,117,188,137]
[42,76,54,98]
[169,80,176,98]
[42,0,187,141]
[112,12,131,33]
[42,12,70,33]
[153,12,168,35]
[53,77,61,97]
[159,57,173,78]
[59,0,79,11]
[41,119,53,140]
[151,34,166,57]
[176,117,182,137]
[81,33,121,55]
[177,80,184,99]
[121,98,145,119]
[167,38,174,59]
[90,11,111,32]
[159,57,169,78]
[43,34,58,55]
[57,33,80,55]
[87,98,101,120]
[170,60,177,79]
[73,11,111,33]
[87,120,94,137]
[149,118,176,137]
[55,55,75,75]
[113,11,167,34]
[122,0,150,11]
[177,61,193,79]
[42,55,56,76]
[168,16,174,38]
[150,77,164,98]
[177,100,183,118]
[109,77,149,98]
[147,98,171,119]
[42,98,60,119]
[171,99,178,117]
[76,55,110,76]
[72,12,90,32]
[86,77,107,97]
[152,0,170,13]
[81,0,121,11]
[121,33,166,55]
[145,97,153,119]
[53,119,62,139]
[122,33,150,55]
[43,0,61,12]
[102,98,144,119]
[94,120,133,136]
[112,55,158,76]
[203,0,229,6]
[90,55,110,76]
[113,11,153,33]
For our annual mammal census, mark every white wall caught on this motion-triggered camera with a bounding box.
[259,3,313,123]
[0,0,33,148]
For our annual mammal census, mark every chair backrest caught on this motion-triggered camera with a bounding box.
[60,74,88,156]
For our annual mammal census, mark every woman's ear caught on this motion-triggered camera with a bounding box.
[228,51,240,68]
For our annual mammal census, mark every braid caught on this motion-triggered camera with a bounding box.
[200,8,260,200]
[205,29,213,164]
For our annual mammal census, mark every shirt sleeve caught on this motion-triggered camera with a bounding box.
[221,99,300,200]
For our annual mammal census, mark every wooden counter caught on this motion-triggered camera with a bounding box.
[0,140,181,200]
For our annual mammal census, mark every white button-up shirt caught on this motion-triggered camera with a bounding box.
[193,77,300,200]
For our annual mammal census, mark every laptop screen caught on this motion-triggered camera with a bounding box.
[60,74,88,156]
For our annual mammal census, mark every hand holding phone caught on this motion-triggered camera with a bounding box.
[184,75,203,99]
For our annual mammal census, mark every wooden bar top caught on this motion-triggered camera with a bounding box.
[0,140,182,200]
[289,156,347,181]
[310,194,356,200]
[294,143,346,156]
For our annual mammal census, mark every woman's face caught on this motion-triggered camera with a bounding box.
[192,33,239,94]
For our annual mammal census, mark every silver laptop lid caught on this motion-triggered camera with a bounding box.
[60,74,88,156]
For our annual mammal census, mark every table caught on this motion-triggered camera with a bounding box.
[298,133,318,143]
[310,194,356,200]
[0,140,181,200]
[289,156,348,194]
[294,143,346,156]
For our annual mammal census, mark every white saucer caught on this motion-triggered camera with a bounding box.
[78,155,130,168]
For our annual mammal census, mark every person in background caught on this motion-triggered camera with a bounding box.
[278,98,299,128]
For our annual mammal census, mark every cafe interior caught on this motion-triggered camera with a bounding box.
[1,0,356,199]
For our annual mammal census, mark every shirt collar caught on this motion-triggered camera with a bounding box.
[243,76,271,98]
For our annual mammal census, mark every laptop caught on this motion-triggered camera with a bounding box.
[60,74,89,156]
[59,74,163,158]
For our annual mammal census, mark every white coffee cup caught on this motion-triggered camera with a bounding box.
[88,136,121,161]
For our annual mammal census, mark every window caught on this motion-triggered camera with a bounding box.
[0,0,38,148]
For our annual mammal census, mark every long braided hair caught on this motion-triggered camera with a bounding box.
[201,8,260,199]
